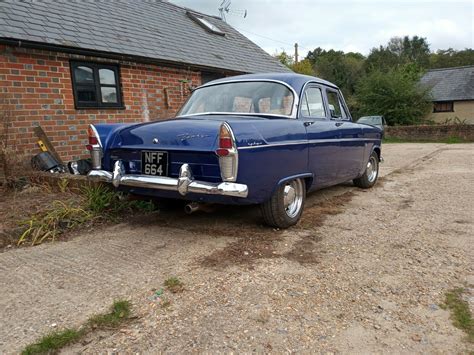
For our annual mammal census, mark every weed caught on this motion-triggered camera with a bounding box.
[82,184,120,215]
[441,288,474,343]
[87,300,131,329]
[22,300,132,354]
[17,201,92,246]
[444,136,464,144]
[21,329,82,355]
[164,277,184,293]
[131,199,156,212]
[160,298,171,308]
[57,178,69,193]
[82,184,155,216]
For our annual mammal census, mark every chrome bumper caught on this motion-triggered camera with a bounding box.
[87,160,248,198]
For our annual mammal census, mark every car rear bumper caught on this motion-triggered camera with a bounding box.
[87,160,248,198]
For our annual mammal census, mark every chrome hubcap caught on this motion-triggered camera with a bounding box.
[283,179,304,218]
[367,156,378,183]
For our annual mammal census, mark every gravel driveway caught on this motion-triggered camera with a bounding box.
[0,143,472,353]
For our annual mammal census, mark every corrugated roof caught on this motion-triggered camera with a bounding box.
[0,0,290,74]
[420,66,474,101]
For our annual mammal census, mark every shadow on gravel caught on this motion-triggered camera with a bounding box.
[125,184,358,268]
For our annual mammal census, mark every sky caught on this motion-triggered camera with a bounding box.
[171,0,473,57]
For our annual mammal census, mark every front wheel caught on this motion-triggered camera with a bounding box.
[261,178,306,228]
[353,151,379,188]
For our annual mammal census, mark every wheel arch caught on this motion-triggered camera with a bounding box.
[373,145,381,162]
[273,173,313,196]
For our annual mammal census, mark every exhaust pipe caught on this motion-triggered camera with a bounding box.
[184,202,216,214]
[184,202,200,214]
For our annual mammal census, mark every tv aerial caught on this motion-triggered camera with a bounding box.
[218,0,247,22]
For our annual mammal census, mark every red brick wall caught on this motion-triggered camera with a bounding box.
[0,44,202,162]
[385,125,474,142]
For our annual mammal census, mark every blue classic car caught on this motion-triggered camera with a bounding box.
[87,73,382,228]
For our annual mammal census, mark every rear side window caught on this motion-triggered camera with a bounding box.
[301,87,326,118]
[327,91,347,119]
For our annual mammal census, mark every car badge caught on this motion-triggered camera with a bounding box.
[153,138,159,144]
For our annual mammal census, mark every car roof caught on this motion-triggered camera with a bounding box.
[202,73,339,93]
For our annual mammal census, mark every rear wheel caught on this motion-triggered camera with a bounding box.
[353,151,379,188]
[261,178,306,228]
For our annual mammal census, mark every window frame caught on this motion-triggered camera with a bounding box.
[433,101,454,113]
[70,61,124,109]
[325,88,350,121]
[299,85,327,119]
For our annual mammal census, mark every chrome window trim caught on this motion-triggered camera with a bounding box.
[298,84,328,120]
[177,79,299,119]
[297,81,335,120]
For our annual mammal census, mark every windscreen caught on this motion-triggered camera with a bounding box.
[178,81,294,117]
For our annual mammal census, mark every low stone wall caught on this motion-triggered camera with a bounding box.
[385,125,474,142]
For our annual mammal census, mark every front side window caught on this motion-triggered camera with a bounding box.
[178,81,295,117]
[70,61,122,109]
[326,90,347,119]
[301,87,326,118]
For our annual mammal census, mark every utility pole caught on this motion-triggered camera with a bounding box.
[294,43,299,63]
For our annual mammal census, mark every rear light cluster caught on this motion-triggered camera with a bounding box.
[86,126,99,150]
[86,125,103,170]
[216,123,238,182]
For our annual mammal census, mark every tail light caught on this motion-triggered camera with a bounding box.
[216,123,238,182]
[86,125,103,170]
[87,126,99,147]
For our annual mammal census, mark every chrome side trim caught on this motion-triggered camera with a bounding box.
[237,138,378,150]
[87,161,248,198]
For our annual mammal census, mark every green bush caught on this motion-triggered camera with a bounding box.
[355,66,431,125]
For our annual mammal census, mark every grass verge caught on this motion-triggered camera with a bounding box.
[441,288,474,343]
[22,300,132,355]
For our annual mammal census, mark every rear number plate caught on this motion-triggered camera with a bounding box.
[141,151,168,176]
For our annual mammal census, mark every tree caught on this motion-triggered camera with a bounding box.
[274,50,294,68]
[355,66,431,125]
[273,51,314,75]
[305,47,365,97]
[429,48,474,68]
[291,59,314,75]
[365,36,430,72]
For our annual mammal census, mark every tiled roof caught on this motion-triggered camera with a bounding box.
[0,0,290,74]
[420,66,474,101]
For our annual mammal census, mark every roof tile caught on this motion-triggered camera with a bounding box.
[421,66,474,101]
[0,0,288,74]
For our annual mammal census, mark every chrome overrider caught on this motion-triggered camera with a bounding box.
[87,160,249,198]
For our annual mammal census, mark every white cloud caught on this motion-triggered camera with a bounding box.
[172,0,473,55]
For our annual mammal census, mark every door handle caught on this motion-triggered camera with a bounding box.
[335,122,344,127]
[304,121,315,127]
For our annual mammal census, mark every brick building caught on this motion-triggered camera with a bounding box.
[0,0,288,162]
